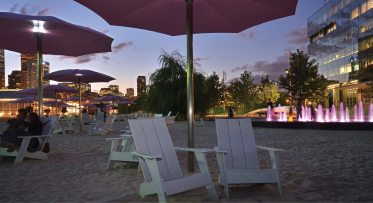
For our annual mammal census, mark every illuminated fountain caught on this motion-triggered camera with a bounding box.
[283,109,287,121]
[267,106,272,121]
[359,101,364,122]
[346,107,350,122]
[278,104,282,121]
[325,108,330,122]
[354,105,359,122]
[316,104,323,122]
[331,105,337,122]
[370,103,373,122]
[339,102,345,122]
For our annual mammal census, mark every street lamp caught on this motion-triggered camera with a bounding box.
[76,73,83,132]
[286,69,293,116]
[34,20,45,116]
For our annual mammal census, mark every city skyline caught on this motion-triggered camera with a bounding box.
[0,0,323,95]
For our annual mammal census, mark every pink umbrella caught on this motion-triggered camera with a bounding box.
[42,85,78,114]
[8,97,35,109]
[118,101,136,114]
[100,95,125,113]
[63,97,89,102]
[75,0,299,172]
[44,70,115,132]
[83,103,96,107]
[0,12,113,116]
[105,104,118,108]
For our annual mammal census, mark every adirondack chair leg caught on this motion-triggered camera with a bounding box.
[215,152,229,198]
[141,159,166,202]
[195,152,219,201]
[269,151,282,196]
[14,138,31,164]
[0,155,3,162]
[107,139,120,169]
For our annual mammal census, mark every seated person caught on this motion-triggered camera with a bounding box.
[0,112,43,153]
[0,108,27,141]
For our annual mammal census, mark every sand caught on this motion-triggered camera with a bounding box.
[1,119,373,202]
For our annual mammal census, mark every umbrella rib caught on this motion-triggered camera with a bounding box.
[248,0,295,14]
[114,0,163,25]
[201,0,240,32]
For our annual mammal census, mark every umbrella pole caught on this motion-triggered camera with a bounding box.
[186,0,194,173]
[36,34,44,117]
[55,89,57,114]
[78,76,82,132]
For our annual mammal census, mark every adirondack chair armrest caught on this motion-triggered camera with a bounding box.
[89,122,106,125]
[132,152,161,160]
[174,147,214,153]
[256,146,285,152]
[18,135,51,138]
[213,147,227,153]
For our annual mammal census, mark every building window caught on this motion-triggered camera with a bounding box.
[369,0,373,10]
[351,7,359,20]
[362,2,367,14]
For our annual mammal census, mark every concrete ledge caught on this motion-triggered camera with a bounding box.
[251,121,373,131]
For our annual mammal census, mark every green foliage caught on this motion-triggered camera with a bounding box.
[226,71,258,114]
[146,50,209,118]
[257,75,280,106]
[278,49,330,103]
[205,72,224,112]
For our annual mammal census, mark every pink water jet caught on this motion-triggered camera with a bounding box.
[325,108,330,122]
[354,105,359,122]
[316,104,323,122]
[370,103,373,122]
[331,105,337,122]
[267,106,272,121]
[345,107,350,122]
[339,102,345,122]
[278,104,283,121]
[359,101,364,122]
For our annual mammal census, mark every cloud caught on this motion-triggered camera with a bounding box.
[10,4,20,12]
[194,57,211,62]
[284,27,309,45]
[238,30,258,40]
[37,8,51,16]
[112,42,134,53]
[59,54,99,64]
[231,52,290,81]
[283,47,296,52]
[102,29,110,34]
[102,55,110,60]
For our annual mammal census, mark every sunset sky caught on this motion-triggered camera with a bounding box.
[1,0,323,95]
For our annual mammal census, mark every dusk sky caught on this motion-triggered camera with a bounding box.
[1,0,323,95]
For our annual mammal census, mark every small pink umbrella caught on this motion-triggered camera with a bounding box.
[0,12,113,116]
[75,0,299,172]
[99,95,125,113]
[83,103,96,107]
[8,97,35,110]
[44,70,115,132]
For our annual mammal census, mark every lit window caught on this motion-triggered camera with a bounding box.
[351,7,359,20]
[369,0,373,10]
[362,2,367,14]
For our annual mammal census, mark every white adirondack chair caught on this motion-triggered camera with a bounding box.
[129,118,218,202]
[195,118,205,127]
[214,118,285,198]
[60,116,74,132]
[93,112,104,123]
[0,116,57,164]
[154,114,163,118]
[167,111,172,116]
[148,113,152,117]
[89,113,116,135]
[82,113,91,124]
[52,117,66,134]
[106,135,139,169]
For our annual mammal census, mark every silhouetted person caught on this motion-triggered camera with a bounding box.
[228,107,234,119]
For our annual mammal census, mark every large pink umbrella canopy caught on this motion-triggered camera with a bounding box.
[63,97,89,102]
[74,0,298,36]
[0,12,113,56]
[75,0,299,172]
[8,97,35,109]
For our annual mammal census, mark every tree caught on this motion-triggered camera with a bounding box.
[205,72,223,115]
[146,50,209,119]
[257,75,280,106]
[226,78,242,111]
[278,49,329,104]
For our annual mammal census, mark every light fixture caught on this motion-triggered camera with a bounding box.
[33,20,45,34]
[76,74,82,77]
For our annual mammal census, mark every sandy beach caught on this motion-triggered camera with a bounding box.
[1,119,373,202]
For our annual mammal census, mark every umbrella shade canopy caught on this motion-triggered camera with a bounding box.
[90,107,98,109]
[105,104,118,108]
[118,101,136,105]
[44,69,115,84]
[62,105,76,107]
[75,0,298,36]
[43,85,78,93]
[8,97,35,103]
[83,103,96,107]
[90,98,102,102]
[99,95,126,101]
[14,88,55,95]
[0,12,113,56]
[43,101,68,106]
[63,97,89,102]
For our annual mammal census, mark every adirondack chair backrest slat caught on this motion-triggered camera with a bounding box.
[82,113,90,123]
[129,118,183,182]
[215,119,260,170]
[103,114,116,131]
[167,111,172,116]
[37,116,56,151]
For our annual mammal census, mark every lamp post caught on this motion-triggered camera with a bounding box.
[286,69,292,116]
[34,20,45,117]
[77,74,82,132]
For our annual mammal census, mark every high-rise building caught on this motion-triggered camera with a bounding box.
[126,88,134,97]
[43,62,50,86]
[308,0,373,109]
[0,49,5,89]
[99,87,111,96]
[58,82,91,93]
[8,70,21,89]
[137,76,146,96]
[21,54,37,89]
[109,85,119,94]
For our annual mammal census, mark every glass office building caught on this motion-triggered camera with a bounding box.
[308,0,373,109]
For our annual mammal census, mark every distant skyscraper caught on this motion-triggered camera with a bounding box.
[21,54,37,89]
[43,62,50,86]
[126,88,134,97]
[99,87,111,96]
[137,76,146,96]
[8,70,21,89]
[109,85,119,93]
[0,49,5,89]
[58,82,91,93]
